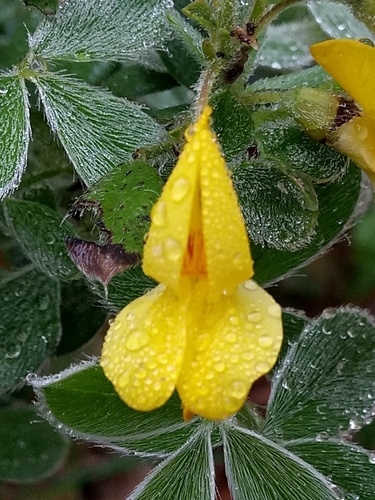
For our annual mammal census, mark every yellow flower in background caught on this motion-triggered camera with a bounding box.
[310,38,375,186]
[101,106,283,421]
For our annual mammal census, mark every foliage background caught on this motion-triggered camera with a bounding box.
[2,0,375,498]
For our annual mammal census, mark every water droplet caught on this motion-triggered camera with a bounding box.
[215,362,225,373]
[229,316,239,326]
[118,373,130,387]
[244,280,258,291]
[170,177,190,201]
[152,244,162,257]
[154,381,162,391]
[369,453,375,464]
[268,303,281,318]
[152,201,167,226]
[224,333,237,343]
[135,369,147,380]
[229,380,248,399]
[316,431,329,442]
[258,336,273,348]
[256,362,269,373]
[5,347,21,359]
[125,331,148,351]
[164,238,182,261]
[241,352,255,361]
[247,311,262,323]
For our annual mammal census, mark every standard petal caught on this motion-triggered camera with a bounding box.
[177,280,283,420]
[310,39,375,119]
[101,284,188,411]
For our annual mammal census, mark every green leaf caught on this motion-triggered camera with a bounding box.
[233,159,319,251]
[249,66,337,92]
[264,307,375,441]
[278,310,309,368]
[92,265,157,311]
[33,73,165,185]
[253,118,347,182]
[308,0,375,41]
[0,75,30,199]
[252,164,368,285]
[0,405,69,483]
[182,2,216,29]
[222,423,337,500]
[57,280,107,356]
[127,426,215,500]
[24,0,58,15]
[31,362,200,455]
[81,161,163,252]
[30,0,173,63]
[255,20,327,70]
[286,439,375,500]
[159,11,204,87]
[0,268,61,394]
[4,199,78,281]
[211,90,254,163]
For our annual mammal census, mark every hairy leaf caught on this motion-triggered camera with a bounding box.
[4,199,78,281]
[0,405,69,483]
[0,268,61,394]
[264,307,375,441]
[30,0,174,63]
[31,362,201,456]
[33,73,165,185]
[0,75,30,200]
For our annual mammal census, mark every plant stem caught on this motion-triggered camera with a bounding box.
[254,0,302,35]
[195,64,218,117]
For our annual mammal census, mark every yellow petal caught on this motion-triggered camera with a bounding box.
[143,105,253,299]
[310,39,375,119]
[330,113,375,187]
[100,285,188,411]
[177,279,283,420]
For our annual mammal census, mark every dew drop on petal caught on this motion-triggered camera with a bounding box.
[170,177,190,201]
[125,331,148,351]
[268,303,281,318]
[256,362,269,373]
[152,201,167,226]
[225,333,237,343]
[152,244,162,257]
[229,316,239,326]
[258,336,274,348]
[164,238,182,261]
[247,311,263,323]
[215,362,226,372]
[229,380,248,399]
[118,373,130,388]
[244,280,259,291]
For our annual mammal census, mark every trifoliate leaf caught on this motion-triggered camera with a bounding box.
[0,405,69,483]
[252,164,368,285]
[0,268,61,394]
[77,160,163,252]
[30,0,174,63]
[31,361,200,456]
[0,75,30,199]
[127,426,215,500]
[33,73,165,185]
[264,307,375,441]
[222,423,338,500]
[308,0,375,41]
[287,439,375,500]
[255,20,327,70]
[233,159,318,251]
[253,118,347,182]
[4,199,78,281]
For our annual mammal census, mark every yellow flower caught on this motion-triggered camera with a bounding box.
[100,105,283,421]
[310,38,375,186]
